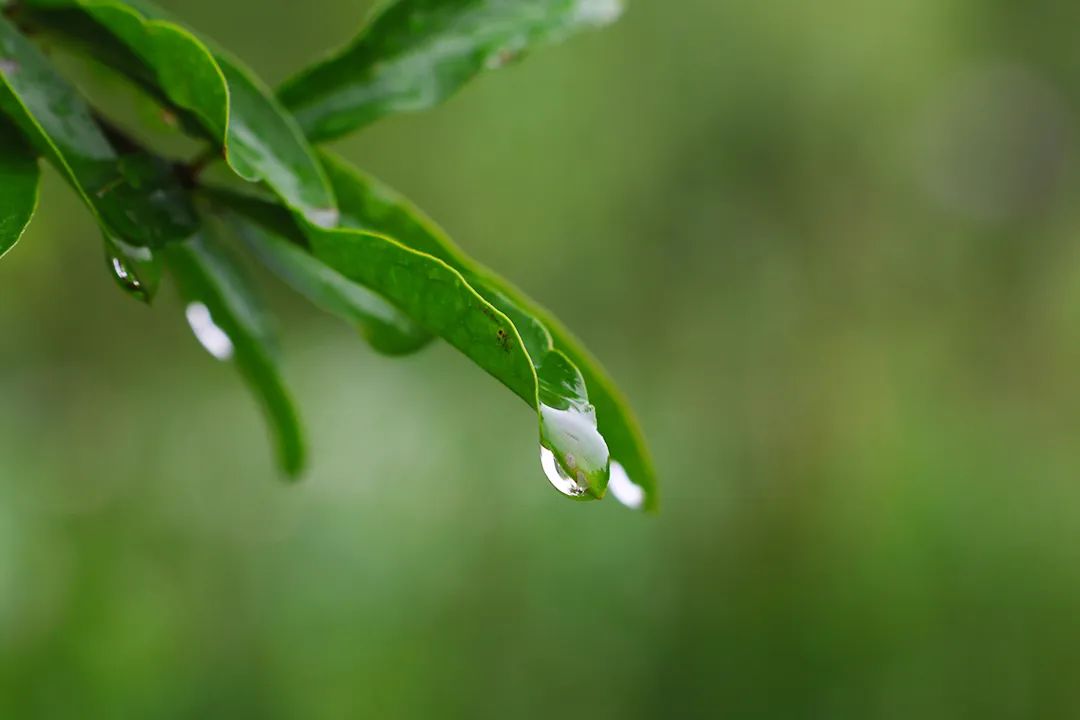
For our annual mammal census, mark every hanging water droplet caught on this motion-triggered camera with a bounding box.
[103,234,159,303]
[607,460,645,510]
[538,402,608,499]
[107,254,148,302]
[540,445,588,497]
[185,302,234,360]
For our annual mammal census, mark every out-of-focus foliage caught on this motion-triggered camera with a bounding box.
[3,0,1080,717]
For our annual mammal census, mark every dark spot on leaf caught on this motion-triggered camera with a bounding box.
[496,327,511,351]
[486,47,520,70]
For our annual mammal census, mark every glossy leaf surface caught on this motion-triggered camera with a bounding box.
[305,225,610,499]
[0,114,39,259]
[279,0,624,141]
[212,177,611,498]
[2,0,650,506]
[24,0,338,226]
[0,14,195,296]
[165,228,306,478]
[320,152,656,507]
[205,189,431,356]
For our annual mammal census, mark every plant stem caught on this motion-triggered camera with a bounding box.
[178,145,220,187]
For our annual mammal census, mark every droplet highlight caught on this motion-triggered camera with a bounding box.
[540,445,588,497]
[185,302,234,360]
[607,460,645,510]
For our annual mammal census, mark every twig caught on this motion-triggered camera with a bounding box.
[177,145,221,187]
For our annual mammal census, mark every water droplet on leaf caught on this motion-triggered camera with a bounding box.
[607,460,645,510]
[535,352,610,499]
[185,302,234,360]
[103,234,158,303]
[540,445,588,497]
[107,254,148,302]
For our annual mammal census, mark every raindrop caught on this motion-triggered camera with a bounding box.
[103,235,157,303]
[106,254,148,302]
[540,445,588,497]
[538,401,608,499]
[607,460,645,510]
[185,302,234,360]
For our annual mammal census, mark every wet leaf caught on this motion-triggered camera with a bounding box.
[214,154,629,502]
[304,220,610,499]
[203,187,431,356]
[4,0,650,506]
[24,0,338,226]
[164,228,306,478]
[320,152,656,508]
[278,0,624,141]
[0,114,39,259]
[0,15,196,296]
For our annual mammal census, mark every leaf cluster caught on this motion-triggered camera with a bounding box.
[0,0,656,509]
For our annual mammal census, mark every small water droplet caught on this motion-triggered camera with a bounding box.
[104,236,157,303]
[540,446,588,497]
[185,302,234,360]
[607,460,645,510]
[107,254,148,301]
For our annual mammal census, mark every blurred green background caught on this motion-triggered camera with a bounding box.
[4,0,1080,716]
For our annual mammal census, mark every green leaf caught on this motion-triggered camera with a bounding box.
[202,187,431,356]
[24,0,338,226]
[320,152,656,509]
[16,4,207,139]
[214,186,609,499]
[164,228,306,478]
[0,114,39,259]
[0,15,195,297]
[278,0,624,141]
[304,222,611,500]
[217,154,622,502]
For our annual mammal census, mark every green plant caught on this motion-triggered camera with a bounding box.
[0,0,656,510]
